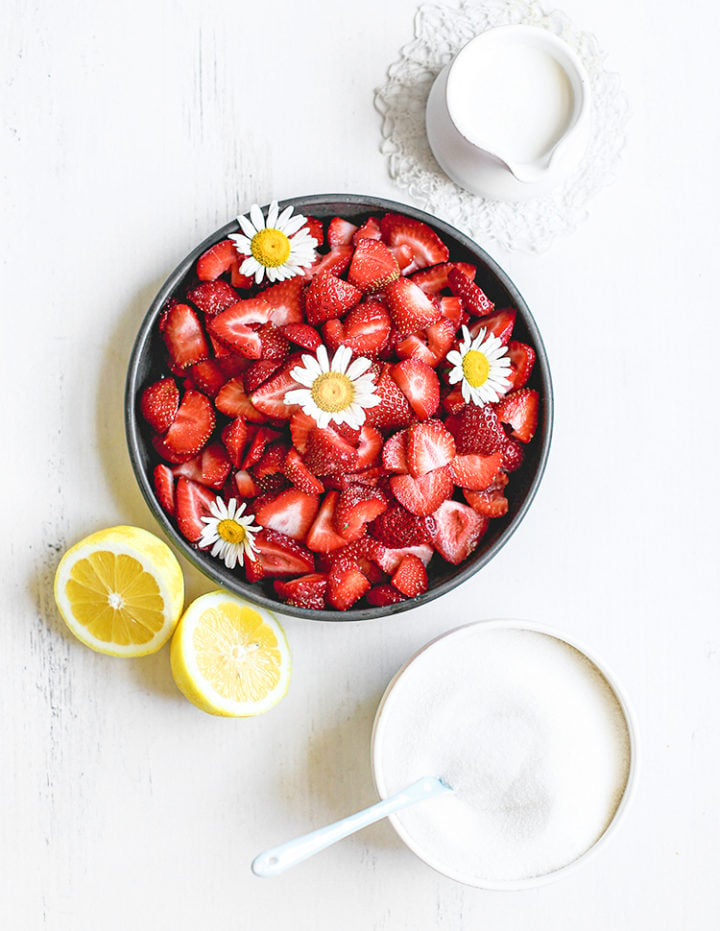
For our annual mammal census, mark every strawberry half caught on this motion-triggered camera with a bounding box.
[366,368,414,433]
[464,480,509,518]
[448,451,503,490]
[152,464,175,515]
[252,529,315,577]
[328,300,392,358]
[505,341,536,390]
[140,377,179,434]
[215,377,266,422]
[175,477,217,543]
[381,429,409,473]
[305,271,361,325]
[302,216,325,247]
[261,277,306,326]
[249,366,301,420]
[430,499,488,565]
[447,267,495,316]
[366,584,407,607]
[281,323,322,352]
[334,484,387,541]
[306,246,353,278]
[162,389,216,457]
[390,466,453,516]
[384,278,442,336]
[390,359,440,420]
[369,504,434,547]
[495,389,539,443]
[376,543,433,575]
[454,403,507,455]
[304,427,359,476]
[405,420,456,476]
[196,239,238,281]
[305,491,351,553]
[162,303,210,370]
[501,437,525,472]
[469,307,516,345]
[327,558,370,610]
[409,261,477,295]
[255,488,320,541]
[274,573,328,609]
[187,280,239,316]
[391,554,428,597]
[379,213,450,269]
[327,217,358,246]
[171,441,232,489]
[347,238,400,293]
[208,298,273,357]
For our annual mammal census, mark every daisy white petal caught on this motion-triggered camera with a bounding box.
[283,214,307,236]
[316,345,330,371]
[346,356,372,380]
[276,205,295,228]
[250,203,265,230]
[237,214,258,239]
[266,201,279,228]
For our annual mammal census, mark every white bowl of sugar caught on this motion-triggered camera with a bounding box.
[371,620,636,889]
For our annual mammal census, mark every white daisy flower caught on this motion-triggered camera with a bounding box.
[198,497,262,570]
[229,201,318,285]
[446,325,512,405]
[284,344,381,430]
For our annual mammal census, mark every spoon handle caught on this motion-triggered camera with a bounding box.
[251,776,450,878]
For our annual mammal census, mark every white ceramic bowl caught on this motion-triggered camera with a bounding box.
[371,620,637,889]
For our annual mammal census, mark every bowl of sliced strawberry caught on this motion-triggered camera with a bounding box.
[126,194,552,620]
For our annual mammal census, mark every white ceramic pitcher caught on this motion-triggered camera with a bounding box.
[426,26,591,201]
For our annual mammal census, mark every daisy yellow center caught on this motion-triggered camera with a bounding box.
[462,350,490,387]
[251,228,291,268]
[311,372,355,413]
[217,519,247,545]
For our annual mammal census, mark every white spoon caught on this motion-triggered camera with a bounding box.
[251,776,451,878]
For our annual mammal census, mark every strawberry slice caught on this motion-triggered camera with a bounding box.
[505,340,536,390]
[454,403,507,455]
[385,278,442,336]
[381,429,409,473]
[305,271,361,325]
[328,536,386,578]
[426,318,458,363]
[289,411,316,453]
[366,368,414,432]
[352,217,382,243]
[439,296,463,326]
[327,217,358,246]
[405,420,456,476]
[171,441,232,489]
[330,300,392,357]
[375,543,433,574]
[274,573,328,609]
[261,277,306,326]
[390,466,453,516]
[448,451,503,490]
[233,469,261,498]
[501,437,525,472]
[283,448,325,494]
[305,491,350,552]
[379,214,450,269]
[189,359,229,397]
[355,425,383,469]
[347,238,400,293]
[152,464,175,515]
[301,216,325,247]
[334,484,387,541]
[244,552,265,582]
[366,584,407,607]
[469,307,516,345]
[327,558,370,610]
[389,244,415,272]
[187,280,239,316]
[196,240,237,281]
[430,499,489,564]
[306,246,353,278]
[255,488,320,541]
[162,389,216,457]
[243,358,284,393]
[447,267,495,316]
[304,427,359,476]
[464,480,509,518]
[281,323,322,352]
[391,554,428,597]
[250,367,301,420]
[240,426,280,470]
[409,261,477,295]
[495,389,539,443]
[395,333,437,368]
[152,434,196,464]
[257,323,291,361]
[369,504,434,547]
[252,441,288,481]
[175,477,217,543]
[215,377,266,422]
[208,298,273,357]
[162,303,209,370]
[140,377,179,434]
[252,529,315,577]
[390,359,440,420]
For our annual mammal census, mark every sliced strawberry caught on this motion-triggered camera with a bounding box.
[390,466,453,516]
[171,441,232,489]
[448,451,503,490]
[385,278,442,336]
[255,488,320,541]
[244,552,265,583]
[189,359,228,398]
[335,300,392,357]
[379,214,450,269]
[274,573,328,609]
[347,238,400,293]
[464,483,509,518]
[305,271,361,325]
[283,448,325,494]
[261,277,306,326]
[327,558,371,610]
[243,358,284,393]
[366,584,407,607]
[447,267,495,316]
[501,437,525,472]
[391,554,428,597]
[381,429,409,473]
[389,243,415,272]
[232,468,261,498]
[366,368,414,432]
[376,543,433,575]
[240,426,280,470]
[140,377,179,434]
[208,298,273,357]
[252,441,289,481]
[304,427,359,476]
[153,464,175,515]
[152,433,196,464]
[329,536,386,576]
[430,499,488,565]
[455,403,506,455]
[390,359,440,420]
[409,261,477,295]
[405,420,456,476]
[250,367,300,420]
[495,389,539,443]
[175,477,217,543]
[395,333,437,368]
[289,410,317,454]
[215,377,266,422]
[352,217,382,243]
[281,323,322,352]
[257,323,291,362]
[305,491,350,552]
[302,216,325,247]
[327,217,358,246]
[306,246,353,278]
[230,261,255,289]
[196,239,237,281]
[162,389,215,457]
[355,425,383,469]
[334,484,387,541]
[217,353,253,379]
[252,528,315,577]
[441,384,466,414]
[187,280,239,316]
[162,303,209,370]
[468,307,516,345]
[369,504,434,547]
[426,317,458,363]
[505,340,536,390]
[439,296,463,326]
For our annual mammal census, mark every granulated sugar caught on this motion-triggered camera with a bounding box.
[374,626,631,884]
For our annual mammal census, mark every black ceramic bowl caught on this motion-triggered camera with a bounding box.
[125,194,553,621]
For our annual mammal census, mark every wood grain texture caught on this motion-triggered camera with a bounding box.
[1,0,719,928]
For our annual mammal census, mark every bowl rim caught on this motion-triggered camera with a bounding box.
[125,193,554,622]
[370,618,638,889]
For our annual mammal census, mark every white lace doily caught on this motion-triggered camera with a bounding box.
[374,0,629,253]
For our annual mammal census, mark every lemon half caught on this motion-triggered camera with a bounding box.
[170,591,291,717]
[54,525,184,657]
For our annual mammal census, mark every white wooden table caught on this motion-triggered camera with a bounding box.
[3,1,719,927]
